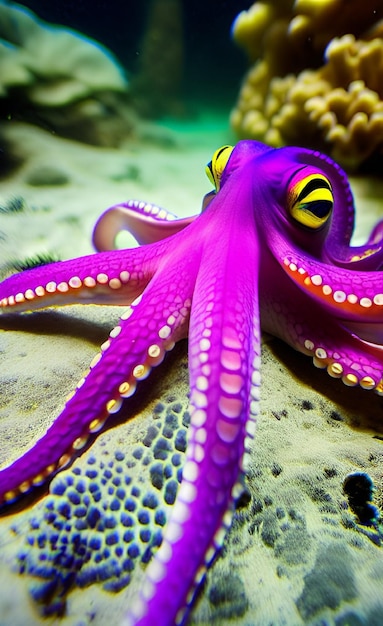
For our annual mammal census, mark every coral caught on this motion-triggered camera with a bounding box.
[233,0,383,68]
[233,1,302,75]
[287,0,383,52]
[16,397,189,616]
[0,1,133,146]
[231,1,383,170]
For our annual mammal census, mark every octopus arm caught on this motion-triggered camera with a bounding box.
[0,243,169,313]
[280,249,383,323]
[93,201,197,251]
[0,259,195,507]
[366,218,383,247]
[124,217,261,626]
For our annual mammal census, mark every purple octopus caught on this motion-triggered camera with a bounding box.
[1,140,383,625]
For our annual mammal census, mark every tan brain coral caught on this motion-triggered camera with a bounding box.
[232,1,383,169]
[288,0,383,54]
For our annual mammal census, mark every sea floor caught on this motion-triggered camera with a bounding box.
[0,108,383,626]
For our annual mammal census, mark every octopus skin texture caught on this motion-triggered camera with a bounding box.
[1,139,383,625]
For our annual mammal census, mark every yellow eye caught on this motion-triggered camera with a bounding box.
[205,145,234,191]
[288,173,333,229]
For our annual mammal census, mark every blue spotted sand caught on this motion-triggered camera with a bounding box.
[17,399,190,616]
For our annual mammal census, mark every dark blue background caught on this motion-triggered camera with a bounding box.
[16,0,253,104]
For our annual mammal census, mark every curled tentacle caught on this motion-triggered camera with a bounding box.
[367,219,383,246]
[93,200,197,251]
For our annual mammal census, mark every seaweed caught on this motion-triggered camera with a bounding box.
[0,196,26,213]
[8,253,60,273]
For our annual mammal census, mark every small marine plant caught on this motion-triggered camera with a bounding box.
[0,196,26,213]
[9,253,60,272]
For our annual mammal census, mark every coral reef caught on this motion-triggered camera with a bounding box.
[231,1,383,170]
[0,1,132,146]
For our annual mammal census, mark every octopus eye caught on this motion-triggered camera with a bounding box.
[205,145,234,191]
[287,173,333,229]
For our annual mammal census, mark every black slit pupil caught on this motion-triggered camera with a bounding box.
[296,178,331,204]
[302,199,333,218]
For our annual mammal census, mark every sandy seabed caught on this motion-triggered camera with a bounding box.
[0,112,383,626]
